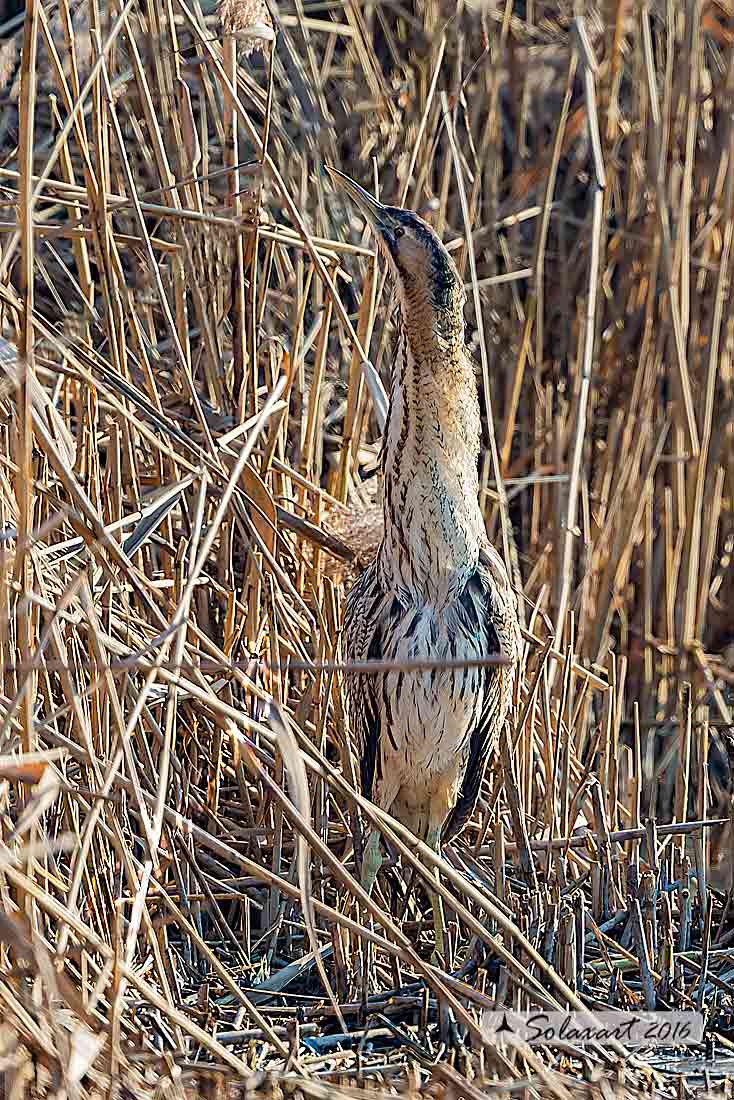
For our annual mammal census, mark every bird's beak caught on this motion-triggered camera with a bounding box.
[325,164,390,233]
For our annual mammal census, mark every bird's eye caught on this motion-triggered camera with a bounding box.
[393,226,404,239]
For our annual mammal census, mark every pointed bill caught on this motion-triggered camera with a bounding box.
[324,164,390,231]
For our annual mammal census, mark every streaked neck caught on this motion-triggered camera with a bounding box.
[378,308,483,605]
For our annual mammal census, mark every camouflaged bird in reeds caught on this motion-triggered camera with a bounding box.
[327,167,521,863]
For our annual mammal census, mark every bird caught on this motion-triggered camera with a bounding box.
[326,165,521,963]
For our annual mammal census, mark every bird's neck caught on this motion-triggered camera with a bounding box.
[378,304,484,605]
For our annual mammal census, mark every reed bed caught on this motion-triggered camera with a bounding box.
[0,0,733,1097]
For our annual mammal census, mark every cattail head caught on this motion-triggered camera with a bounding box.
[219,0,275,56]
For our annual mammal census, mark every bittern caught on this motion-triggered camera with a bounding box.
[327,165,520,963]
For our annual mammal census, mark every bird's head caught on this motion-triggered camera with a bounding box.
[326,165,465,318]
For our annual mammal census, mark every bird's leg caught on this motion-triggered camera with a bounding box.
[361,778,400,897]
[361,827,383,896]
[425,803,463,1050]
[426,821,449,968]
[359,828,383,1002]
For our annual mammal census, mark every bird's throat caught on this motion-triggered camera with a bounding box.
[378,318,484,604]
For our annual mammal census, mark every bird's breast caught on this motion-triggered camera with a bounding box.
[375,603,488,775]
[380,462,483,605]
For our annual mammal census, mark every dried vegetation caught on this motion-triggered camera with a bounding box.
[0,1,733,1098]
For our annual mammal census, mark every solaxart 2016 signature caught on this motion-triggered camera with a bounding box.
[482,1010,703,1048]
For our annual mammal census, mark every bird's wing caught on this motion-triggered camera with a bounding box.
[442,546,520,842]
[343,561,384,800]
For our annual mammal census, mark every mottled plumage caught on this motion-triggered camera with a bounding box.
[346,541,517,844]
[327,166,520,956]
